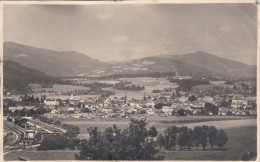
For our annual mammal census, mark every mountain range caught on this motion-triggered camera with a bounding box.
[4,42,256,78]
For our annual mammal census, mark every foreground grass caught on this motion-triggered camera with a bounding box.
[4,125,256,160]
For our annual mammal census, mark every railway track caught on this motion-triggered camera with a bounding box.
[4,121,26,146]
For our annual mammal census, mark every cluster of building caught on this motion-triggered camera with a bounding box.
[4,79,257,119]
[39,91,257,119]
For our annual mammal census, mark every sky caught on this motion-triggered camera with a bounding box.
[3,3,257,65]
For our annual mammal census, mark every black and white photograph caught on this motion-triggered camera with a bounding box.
[2,1,258,161]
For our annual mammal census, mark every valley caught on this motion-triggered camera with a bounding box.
[3,42,257,161]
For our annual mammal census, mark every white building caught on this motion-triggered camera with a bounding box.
[44,100,59,106]
[147,108,155,115]
[9,106,35,112]
[162,106,173,115]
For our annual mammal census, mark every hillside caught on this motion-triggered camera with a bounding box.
[87,57,220,77]
[4,60,57,92]
[87,52,256,78]
[168,51,256,77]
[4,42,107,77]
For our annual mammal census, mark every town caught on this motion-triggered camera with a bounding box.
[3,74,257,160]
[4,76,257,120]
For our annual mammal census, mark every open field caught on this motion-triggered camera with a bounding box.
[4,125,256,161]
[101,77,178,99]
[150,118,256,136]
[30,84,90,93]
[61,116,256,139]
[119,77,177,90]
[145,115,254,123]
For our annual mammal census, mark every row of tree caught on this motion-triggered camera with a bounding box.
[157,125,228,151]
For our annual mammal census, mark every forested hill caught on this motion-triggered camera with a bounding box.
[4,60,59,92]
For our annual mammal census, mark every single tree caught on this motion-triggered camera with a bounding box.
[164,125,179,150]
[156,134,165,150]
[208,126,218,150]
[193,126,202,150]
[216,129,228,150]
[177,126,189,150]
[200,125,209,150]
[148,126,158,138]
[186,128,194,150]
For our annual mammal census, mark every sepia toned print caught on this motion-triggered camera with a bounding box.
[2,2,257,161]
